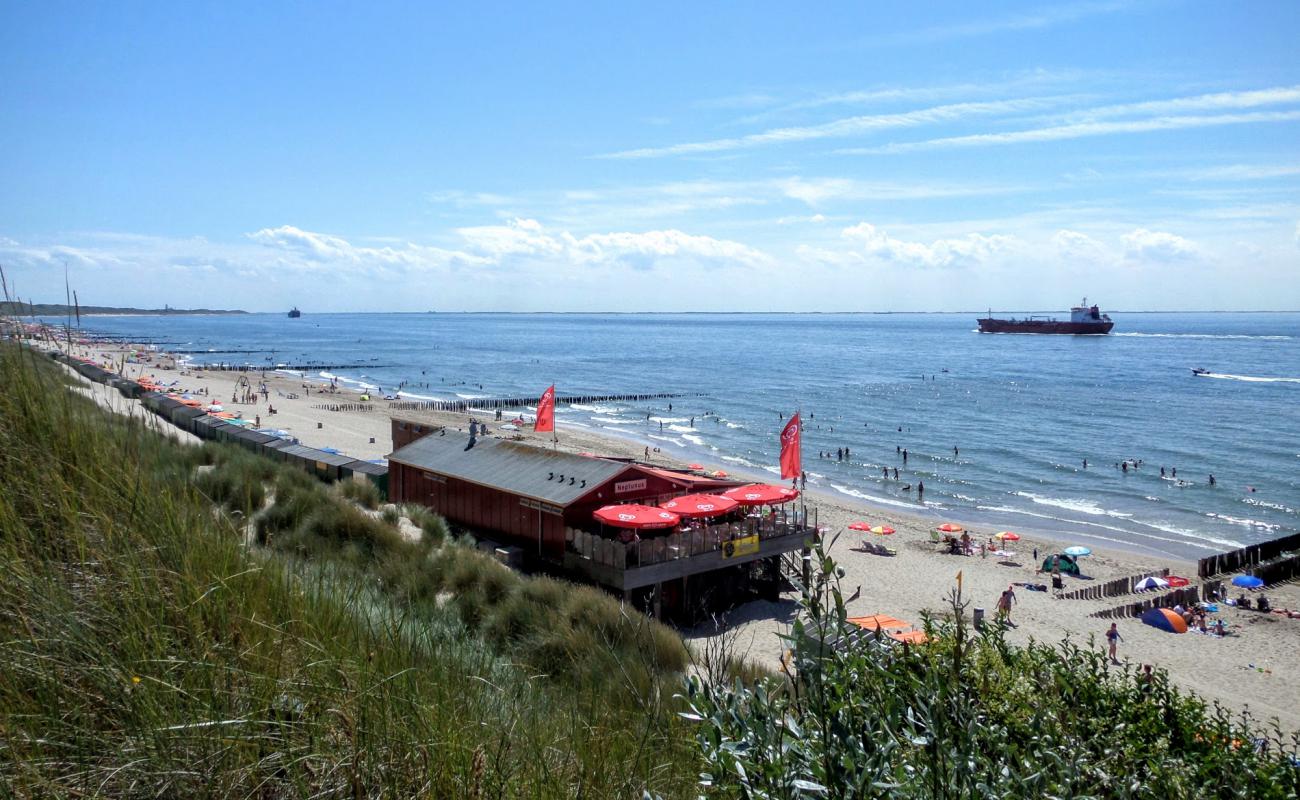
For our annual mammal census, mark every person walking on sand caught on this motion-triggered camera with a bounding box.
[1106,622,1123,664]
[997,586,1016,624]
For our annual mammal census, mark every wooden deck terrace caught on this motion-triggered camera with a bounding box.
[563,515,817,591]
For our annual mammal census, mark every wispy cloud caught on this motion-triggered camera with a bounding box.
[845,110,1300,155]
[598,97,1069,159]
[1069,85,1300,121]
[879,1,1131,45]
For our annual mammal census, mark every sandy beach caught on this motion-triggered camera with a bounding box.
[53,336,1300,733]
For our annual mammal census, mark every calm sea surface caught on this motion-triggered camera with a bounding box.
[68,312,1300,560]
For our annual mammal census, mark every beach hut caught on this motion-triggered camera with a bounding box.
[342,459,389,496]
[1141,607,1188,634]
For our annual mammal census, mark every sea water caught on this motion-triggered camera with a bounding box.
[67,311,1300,560]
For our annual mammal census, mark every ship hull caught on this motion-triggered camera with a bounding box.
[977,319,1113,334]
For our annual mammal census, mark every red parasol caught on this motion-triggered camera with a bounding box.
[994,531,1020,541]
[1165,575,1190,588]
[688,463,704,470]
[660,493,738,518]
[593,504,681,530]
[722,484,799,506]
[936,523,964,533]
[847,522,872,531]
[869,525,896,535]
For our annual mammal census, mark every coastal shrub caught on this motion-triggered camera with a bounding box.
[0,344,701,798]
[338,477,382,509]
[381,504,400,525]
[404,504,450,544]
[682,539,1300,799]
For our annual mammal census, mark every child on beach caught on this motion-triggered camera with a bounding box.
[1106,623,1123,664]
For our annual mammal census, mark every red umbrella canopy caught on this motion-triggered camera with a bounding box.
[994,531,1021,541]
[722,484,800,506]
[688,463,704,470]
[660,493,739,518]
[1166,575,1190,588]
[593,504,681,530]
[869,525,896,535]
[847,522,872,531]
[936,523,965,533]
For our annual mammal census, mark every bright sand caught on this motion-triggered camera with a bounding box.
[56,338,1300,733]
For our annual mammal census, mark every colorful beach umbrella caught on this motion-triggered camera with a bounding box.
[660,493,738,519]
[869,525,896,535]
[722,484,799,506]
[1231,575,1264,589]
[994,531,1021,541]
[1165,575,1190,588]
[847,522,872,531]
[593,504,681,530]
[936,523,964,533]
[1064,546,1092,557]
[1134,576,1170,592]
[1140,607,1188,634]
[688,463,704,470]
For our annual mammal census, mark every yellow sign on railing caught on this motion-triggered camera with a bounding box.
[722,535,760,559]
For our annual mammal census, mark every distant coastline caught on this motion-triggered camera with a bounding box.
[0,302,248,317]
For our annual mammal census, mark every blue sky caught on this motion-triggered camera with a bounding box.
[2,1,1298,311]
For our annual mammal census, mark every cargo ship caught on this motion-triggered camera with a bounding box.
[288,307,301,318]
[977,299,1114,334]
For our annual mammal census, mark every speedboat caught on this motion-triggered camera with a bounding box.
[1191,368,1210,376]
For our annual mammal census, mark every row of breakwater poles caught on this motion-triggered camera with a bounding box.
[385,392,688,414]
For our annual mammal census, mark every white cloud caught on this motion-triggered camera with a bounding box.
[852,110,1300,155]
[830,222,1019,268]
[599,97,1067,159]
[248,225,481,270]
[1053,229,1110,262]
[1121,228,1199,262]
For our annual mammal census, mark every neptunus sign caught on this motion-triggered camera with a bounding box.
[614,478,647,494]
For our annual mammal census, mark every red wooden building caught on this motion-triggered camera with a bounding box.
[388,423,738,559]
[387,420,817,619]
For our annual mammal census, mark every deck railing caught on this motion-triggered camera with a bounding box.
[566,508,816,572]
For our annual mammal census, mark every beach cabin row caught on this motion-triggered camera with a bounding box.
[44,350,388,494]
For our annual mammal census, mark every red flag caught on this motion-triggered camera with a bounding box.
[534,384,556,433]
[779,412,801,479]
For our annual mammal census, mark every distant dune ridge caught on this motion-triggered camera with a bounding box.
[0,301,247,316]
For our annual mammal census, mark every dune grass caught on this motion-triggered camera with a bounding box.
[0,343,699,797]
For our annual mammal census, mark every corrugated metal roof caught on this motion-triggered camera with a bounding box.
[389,434,630,505]
[344,459,388,476]
[279,444,356,467]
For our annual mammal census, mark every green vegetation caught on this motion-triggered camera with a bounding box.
[0,344,697,797]
[682,540,1300,798]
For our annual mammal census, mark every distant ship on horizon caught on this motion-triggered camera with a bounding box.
[977,299,1114,335]
[288,307,301,318]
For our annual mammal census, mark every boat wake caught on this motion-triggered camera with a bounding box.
[1114,332,1293,341]
[1199,373,1300,384]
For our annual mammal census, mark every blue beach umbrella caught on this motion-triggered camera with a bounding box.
[1231,575,1264,589]
[1064,546,1092,557]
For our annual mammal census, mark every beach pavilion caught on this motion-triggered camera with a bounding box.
[386,420,817,619]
